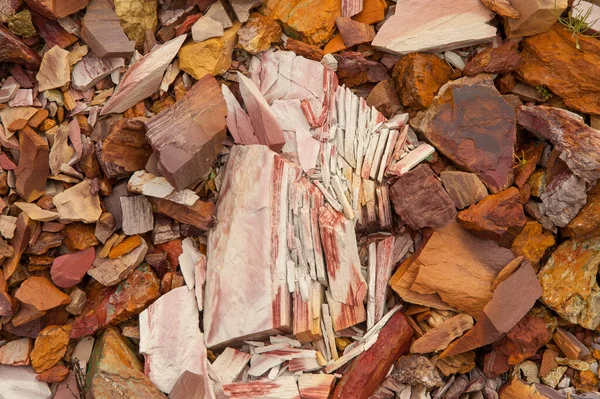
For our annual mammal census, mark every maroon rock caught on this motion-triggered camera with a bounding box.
[334,51,389,87]
[390,164,457,230]
[419,74,516,193]
[50,247,96,288]
[30,10,78,49]
[0,24,41,69]
[464,40,523,77]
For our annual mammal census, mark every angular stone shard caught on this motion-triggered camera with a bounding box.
[222,376,300,399]
[30,324,71,372]
[480,0,519,18]
[373,0,496,55]
[145,74,227,190]
[98,118,152,179]
[0,338,32,366]
[72,53,124,91]
[3,213,36,278]
[23,0,88,19]
[411,313,474,354]
[169,371,205,399]
[505,0,567,38]
[120,196,153,235]
[298,374,336,399]
[0,366,51,399]
[464,40,523,76]
[419,74,516,193]
[335,17,374,47]
[517,24,600,115]
[204,145,299,348]
[87,238,148,286]
[51,247,95,288]
[81,0,135,58]
[53,180,102,223]
[440,171,488,209]
[15,126,49,202]
[86,328,165,398]
[365,80,402,118]
[565,185,600,239]
[151,198,215,230]
[113,0,157,47]
[540,173,587,227]
[14,276,71,311]
[36,45,70,91]
[390,164,457,230]
[0,24,41,69]
[538,237,600,329]
[101,34,186,115]
[238,12,282,54]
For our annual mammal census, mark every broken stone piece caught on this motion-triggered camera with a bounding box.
[14,276,71,311]
[113,0,157,47]
[463,40,522,76]
[480,0,520,18]
[168,371,206,399]
[23,0,88,19]
[419,74,516,193]
[390,164,457,230]
[440,171,488,209]
[15,126,49,202]
[51,247,95,288]
[238,12,282,54]
[120,196,154,235]
[30,324,71,372]
[151,198,215,230]
[390,355,443,389]
[505,0,567,38]
[553,328,591,361]
[353,0,386,24]
[87,238,148,286]
[540,173,587,228]
[511,221,554,265]
[71,54,124,91]
[564,185,600,239]
[81,0,135,58]
[365,80,402,118]
[53,179,102,223]
[0,338,32,366]
[0,24,41,69]
[98,118,152,179]
[0,365,51,398]
[412,313,474,354]
[36,45,70,92]
[335,17,374,47]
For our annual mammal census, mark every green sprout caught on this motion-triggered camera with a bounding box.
[513,150,532,170]
[555,0,600,50]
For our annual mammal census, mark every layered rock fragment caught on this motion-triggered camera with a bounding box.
[22,0,89,19]
[15,126,49,202]
[0,24,41,68]
[81,0,135,58]
[505,0,567,38]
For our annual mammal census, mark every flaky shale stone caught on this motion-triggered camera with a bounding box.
[517,24,600,115]
[538,237,600,329]
[440,171,488,209]
[113,0,157,48]
[419,74,516,193]
[86,328,165,398]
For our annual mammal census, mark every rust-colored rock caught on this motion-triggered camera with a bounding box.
[464,40,522,76]
[263,0,341,45]
[514,142,544,188]
[392,53,453,110]
[335,16,374,47]
[330,311,414,399]
[98,118,152,179]
[334,51,389,87]
[389,164,457,230]
[283,38,324,61]
[36,364,70,383]
[366,80,403,118]
[419,74,516,193]
[457,187,526,245]
[62,222,100,251]
[71,265,160,338]
[14,276,71,311]
[517,24,600,115]
[565,185,600,239]
[0,24,41,69]
[30,324,71,372]
[238,12,281,54]
[353,0,386,25]
[15,126,49,202]
[538,237,600,329]
[480,0,519,18]
[108,235,141,259]
[511,221,555,265]
[499,378,556,399]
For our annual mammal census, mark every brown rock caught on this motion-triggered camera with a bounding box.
[365,80,403,118]
[392,53,453,110]
[30,324,71,372]
[390,164,457,230]
[517,24,600,114]
[330,311,413,399]
[390,355,442,389]
[333,51,389,87]
[36,364,70,383]
[440,170,488,209]
[554,328,590,361]
[15,276,71,311]
[336,17,374,47]
[145,74,227,190]
[98,118,152,179]
[15,126,49,202]
[29,11,78,48]
[263,0,340,45]
[283,38,323,61]
[86,328,165,398]
[505,0,567,38]
[25,231,64,255]
[51,247,96,288]
[0,338,32,365]
[539,349,559,378]
[62,222,99,251]
[411,313,474,354]
[81,0,135,58]
[169,371,205,399]
[480,0,520,18]
[3,212,37,278]
[539,237,600,329]
[514,142,544,188]
[353,0,386,24]
[511,221,555,264]
[23,0,88,19]
[71,265,160,338]
[36,45,70,91]
[0,24,41,69]
[464,40,523,76]
[419,74,516,193]
[457,187,526,245]
[565,185,600,239]
[238,12,281,54]
[436,352,476,376]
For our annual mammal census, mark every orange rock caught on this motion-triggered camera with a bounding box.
[579,370,599,387]
[517,24,600,115]
[352,0,386,25]
[238,13,282,54]
[564,185,600,239]
[464,40,523,77]
[109,235,142,259]
[14,276,71,311]
[36,364,70,383]
[392,53,453,110]
[30,324,72,372]
[499,378,554,399]
[283,38,324,61]
[62,222,100,251]
[263,0,341,45]
[155,239,183,272]
[323,34,347,54]
[514,142,545,188]
[511,221,555,264]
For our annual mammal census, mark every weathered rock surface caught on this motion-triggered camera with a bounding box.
[335,16,374,47]
[14,276,71,311]
[440,171,488,209]
[51,247,95,288]
[334,51,389,87]
[113,0,157,47]
[539,174,587,228]
[53,179,102,223]
[412,313,474,354]
[0,365,51,398]
[87,238,148,286]
[15,125,49,202]
[0,337,32,365]
[390,355,443,389]
[0,24,41,69]
[538,237,600,329]
[81,0,135,58]
[464,40,522,76]
[392,53,453,110]
[511,221,555,265]
[480,0,519,18]
[238,12,281,54]
[36,45,70,91]
[99,118,152,179]
[365,80,402,118]
[23,0,89,19]
[517,24,600,115]
[30,324,71,372]
[389,164,457,229]
[505,0,567,38]
[419,74,516,193]
[564,185,600,239]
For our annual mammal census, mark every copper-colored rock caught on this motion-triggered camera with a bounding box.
[464,40,522,76]
[145,74,227,190]
[15,126,49,202]
[514,142,544,188]
[62,222,99,251]
[553,328,591,361]
[457,187,526,245]
[109,235,141,259]
[390,164,457,230]
[565,185,600,239]
[499,378,555,399]
[440,171,488,209]
[411,313,474,354]
[23,0,89,19]
[30,324,71,372]
[71,265,160,338]
[392,53,453,110]
[0,24,41,69]
[36,364,70,383]
[3,212,37,278]
[98,118,152,179]
[330,311,413,399]
[238,12,282,54]
[25,231,64,255]
[511,221,555,265]
[335,16,374,47]
[323,34,347,54]
[505,0,567,38]
[334,51,389,87]
[283,38,323,61]
[437,352,476,376]
[419,74,516,193]
[517,24,600,115]
[81,0,135,58]
[479,0,519,18]
[365,80,402,118]
[15,276,71,311]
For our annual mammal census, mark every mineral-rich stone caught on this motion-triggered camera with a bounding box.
[564,185,600,239]
[99,118,152,179]
[36,45,70,91]
[412,313,474,354]
[390,355,443,389]
[517,24,600,115]
[8,10,36,38]
[237,12,281,54]
[36,364,70,383]
[283,38,323,61]
[86,328,165,398]
[0,338,32,365]
[505,0,567,38]
[51,247,96,288]
[440,171,488,209]
[538,237,600,329]
[419,74,516,193]
[392,53,453,110]
[71,53,123,91]
[353,0,386,24]
[539,174,587,228]
[178,22,240,80]
[30,324,71,372]
[81,0,135,58]
[14,276,71,311]
[88,238,148,286]
[113,0,157,47]
[333,51,389,87]
[0,24,42,69]
[511,221,555,264]
[457,187,526,245]
[263,0,341,45]
[66,287,86,316]
[335,16,374,47]
[15,126,49,202]
[514,142,545,188]
[63,222,100,251]
[464,40,522,76]
[517,105,600,181]
[365,80,402,118]
[389,164,457,230]
[71,265,160,338]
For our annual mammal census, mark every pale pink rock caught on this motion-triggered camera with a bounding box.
[221,84,259,145]
[71,53,124,91]
[387,143,435,177]
[7,89,33,106]
[0,338,32,366]
[342,0,363,17]
[51,247,96,288]
[0,77,19,103]
[0,366,51,399]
